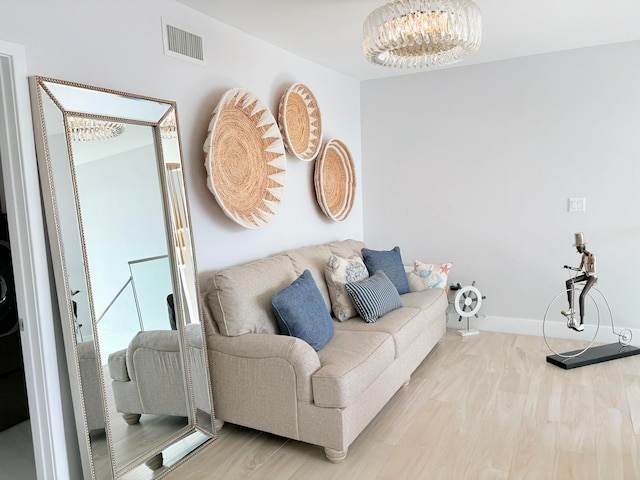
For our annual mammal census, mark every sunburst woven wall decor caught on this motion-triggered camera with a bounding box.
[277,83,323,161]
[314,139,355,222]
[204,88,286,229]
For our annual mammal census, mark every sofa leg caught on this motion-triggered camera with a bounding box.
[145,453,163,470]
[213,418,225,431]
[402,377,411,388]
[122,413,141,425]
[324,447,347,463]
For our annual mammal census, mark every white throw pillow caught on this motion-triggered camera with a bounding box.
[409,260,453,291]
[324,254,369,321]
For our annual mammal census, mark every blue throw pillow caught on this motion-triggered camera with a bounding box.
[345,271,403,323]
[272,269,334,350]
[361,246,410,295]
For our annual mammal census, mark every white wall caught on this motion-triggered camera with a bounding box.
[0,1,362,475]
[7,0,638,472]
[0,0,363,274]
[76,143,174,360]
[76,144,167,313]
[361,41,640,336]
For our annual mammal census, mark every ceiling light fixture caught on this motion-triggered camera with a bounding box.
[363,0,482,68]
[68,117,125,142]
[160,114,178,140]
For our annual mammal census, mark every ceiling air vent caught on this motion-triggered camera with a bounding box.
[162,19,205,65]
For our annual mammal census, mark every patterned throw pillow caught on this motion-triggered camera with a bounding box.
[409,260,453,291]
[345,271,403,323]
[324,254,369,321]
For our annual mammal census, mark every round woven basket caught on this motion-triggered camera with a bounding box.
[314,139,355,222]
[203,88,286,229]
[277,83,322,161]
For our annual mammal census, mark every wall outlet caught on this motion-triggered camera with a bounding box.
[568,197,586,213]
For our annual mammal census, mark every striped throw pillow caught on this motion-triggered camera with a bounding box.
[345,270,402,323]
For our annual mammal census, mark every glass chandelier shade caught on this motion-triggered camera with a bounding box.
[363,0,482,68]
[68,117,125,142]
[160,112,178,140]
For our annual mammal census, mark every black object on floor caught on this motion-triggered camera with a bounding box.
[0,213,29,432]
[547,342,640,369]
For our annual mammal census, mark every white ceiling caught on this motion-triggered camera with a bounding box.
[176,0,640,81]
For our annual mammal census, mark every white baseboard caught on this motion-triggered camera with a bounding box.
[472,314,639,346]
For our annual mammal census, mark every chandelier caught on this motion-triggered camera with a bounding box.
[363,0,482,68]
[160,113,178,140]
[68,117,125,142]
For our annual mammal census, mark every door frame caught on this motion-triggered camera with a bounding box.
[0,40,79,479]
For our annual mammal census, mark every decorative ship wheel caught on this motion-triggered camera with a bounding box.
[451,281,486,336]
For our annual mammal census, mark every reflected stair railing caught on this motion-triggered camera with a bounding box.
[95,254,169,332]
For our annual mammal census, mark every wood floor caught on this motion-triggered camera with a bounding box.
[165,329,640,480]
[0,419,36,480]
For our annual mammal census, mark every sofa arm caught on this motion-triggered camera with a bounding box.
[108,348,129,382]
[77,341,106,430]
[206,332,321,396]
[206,332,321,440]
[125,330,181,382]
[124,330,188,417]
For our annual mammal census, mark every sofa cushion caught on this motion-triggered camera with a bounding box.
[206,254,298,336]
[345,271,402,323]
[407,272,425,293]
[327,239,366,259]
[361,246,410,294]
[285,244,333,312]
[335,305,422,359]
[312,330,394,408]
[324,254,369,321]
[272,270,334,351]
[336,289,448,358]
[400,288,448,311]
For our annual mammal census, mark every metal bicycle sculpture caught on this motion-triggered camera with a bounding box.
[543,233,632,358]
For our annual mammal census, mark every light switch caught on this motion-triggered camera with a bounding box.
[568,197,586,213]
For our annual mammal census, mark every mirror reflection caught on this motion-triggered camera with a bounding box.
[31,77,215,479]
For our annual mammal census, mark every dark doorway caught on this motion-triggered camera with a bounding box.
[0,211,29,431]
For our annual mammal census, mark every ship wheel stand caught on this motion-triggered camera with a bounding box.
[451,282,486,337]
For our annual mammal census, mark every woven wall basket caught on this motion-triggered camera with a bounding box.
[204,88,286,229]
[314,139,355,222]
[277,83,323,161]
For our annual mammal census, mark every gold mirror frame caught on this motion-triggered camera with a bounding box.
[30,77,215,479]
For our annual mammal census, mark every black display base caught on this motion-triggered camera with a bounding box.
[546,342,640,369]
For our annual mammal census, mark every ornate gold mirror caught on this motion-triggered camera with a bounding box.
[30,77,215,479]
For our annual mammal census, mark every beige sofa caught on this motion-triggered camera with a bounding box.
[200,239,447,462]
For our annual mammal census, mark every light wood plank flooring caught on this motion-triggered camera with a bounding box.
[165,329,640,480]
[0,420,36,480]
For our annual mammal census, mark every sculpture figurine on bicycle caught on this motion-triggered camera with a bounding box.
[543,232,632,361]
[561,232,597,332]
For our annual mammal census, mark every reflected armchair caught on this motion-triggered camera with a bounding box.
[77,341,106,431]
[107,324,205,424]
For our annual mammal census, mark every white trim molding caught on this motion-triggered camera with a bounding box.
[477,315,640,346]
[0,40,79,479]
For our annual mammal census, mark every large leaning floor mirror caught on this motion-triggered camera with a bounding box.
[30,77,216,479]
